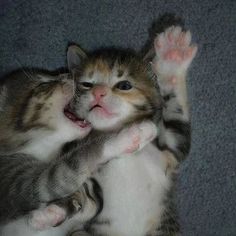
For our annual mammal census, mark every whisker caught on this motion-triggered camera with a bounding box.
[14,58,34,81]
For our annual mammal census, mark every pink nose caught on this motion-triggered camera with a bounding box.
[92,86,107,101]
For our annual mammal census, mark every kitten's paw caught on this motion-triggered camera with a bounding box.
[153,26,197,77]
[103,121,157,159]
[123,121,157,154]
[28,204,67,230]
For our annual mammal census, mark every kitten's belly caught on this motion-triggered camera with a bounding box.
[94,143,170,236]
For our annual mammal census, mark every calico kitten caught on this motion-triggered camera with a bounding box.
[0,71,156,235]
[66,26,197,236]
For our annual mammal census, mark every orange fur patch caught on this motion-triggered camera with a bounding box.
[85,59,111,77]
[114,88,147,105]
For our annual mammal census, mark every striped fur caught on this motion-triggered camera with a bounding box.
[0,71,94,224]
[146,25,197,236]
[65,25,197,236]
[0,70,156,236]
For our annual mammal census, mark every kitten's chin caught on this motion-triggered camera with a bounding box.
[88,113,123,131]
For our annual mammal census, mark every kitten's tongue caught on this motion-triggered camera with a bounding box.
[64,106,90,128]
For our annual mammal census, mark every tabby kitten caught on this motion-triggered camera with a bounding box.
[0,71,155,236]
[67,26,197,236]
[0,71,92,223]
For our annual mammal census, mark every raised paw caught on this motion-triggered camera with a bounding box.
[28,204,67,231]
[152,26,197,77]
[123,121,158,154]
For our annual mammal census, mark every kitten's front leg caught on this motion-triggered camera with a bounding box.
[28,192,84,230]
[103,120,157,161]
[152,26,197,162]
[27,121,156,231]
[28,204,67,230]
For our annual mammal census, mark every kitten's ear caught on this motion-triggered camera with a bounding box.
[67,45,87,71]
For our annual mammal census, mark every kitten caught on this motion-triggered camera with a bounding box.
[0,71,156,235]
[0,71,91,223]
[66,26,197,236]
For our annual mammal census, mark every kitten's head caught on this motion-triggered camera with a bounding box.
[0,71,91,152]
[68,46,162,131]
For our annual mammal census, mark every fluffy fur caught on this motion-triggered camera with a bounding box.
[67,26,197,236]
[0,71,156,235]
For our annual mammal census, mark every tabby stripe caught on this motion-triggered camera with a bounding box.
[156,119,191,161]
[15,89,35,130]
[163,93,176,102]
[90,178,103,216]
[163,120,190,137]
[83,182,96,203]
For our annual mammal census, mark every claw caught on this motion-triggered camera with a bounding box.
[72,199,82,212]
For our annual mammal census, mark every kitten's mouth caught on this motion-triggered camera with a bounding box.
[89,104,115,117]
[90,104,102,110]
[64,105,90,128]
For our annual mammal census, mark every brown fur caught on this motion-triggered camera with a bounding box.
[0,72,69,153]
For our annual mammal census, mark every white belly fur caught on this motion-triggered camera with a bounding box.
[94,143,170,236]
[0,144,169,236]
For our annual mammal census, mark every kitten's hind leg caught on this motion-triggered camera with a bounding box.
[152,26,197,162]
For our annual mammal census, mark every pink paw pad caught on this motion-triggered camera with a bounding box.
[125,136,140,154]
[154,26,197,69]
[29,204,67,230]
[164,49,184,62]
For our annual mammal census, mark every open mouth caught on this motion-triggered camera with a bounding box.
[64,105,90,128]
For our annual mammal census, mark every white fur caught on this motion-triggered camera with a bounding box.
[0,123,161,236]
[20,116,90,161]
[0,214,82,236]
[77,70,138,131]
[103,121,157,159]
[92,143,170,236]
[29,205,67,230]
[0,76,91,235]
[18,77,90,161]
[0,182,98,236]
[72,58,171,235]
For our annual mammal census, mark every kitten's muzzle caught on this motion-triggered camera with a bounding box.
[64,104,90,128]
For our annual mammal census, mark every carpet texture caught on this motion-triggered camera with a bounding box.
[0,1,235,235]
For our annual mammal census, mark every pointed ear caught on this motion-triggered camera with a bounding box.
[67,45,87,71]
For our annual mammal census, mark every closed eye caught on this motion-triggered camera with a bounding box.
[115,80,132,90]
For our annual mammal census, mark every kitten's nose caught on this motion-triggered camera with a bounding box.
[92,86,107,101]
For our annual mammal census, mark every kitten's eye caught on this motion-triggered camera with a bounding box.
[115,81,132,90]
[80,82,93,89]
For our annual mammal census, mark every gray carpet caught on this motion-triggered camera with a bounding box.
[0,1,235,235]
